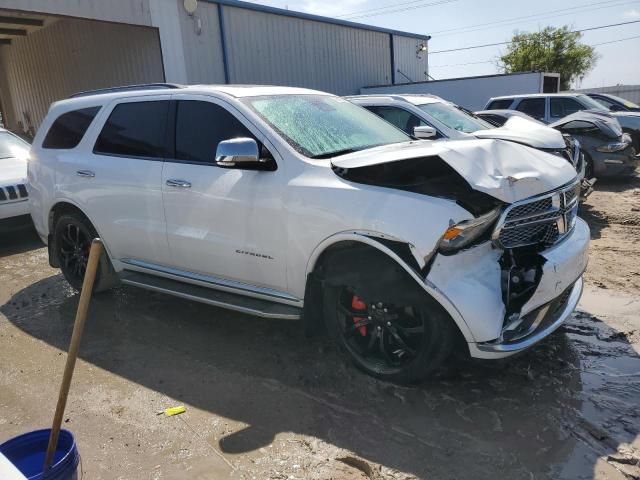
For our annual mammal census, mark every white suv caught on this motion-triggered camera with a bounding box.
[484,93,607,124]
[28,84,589,383]
[0,128,31,221]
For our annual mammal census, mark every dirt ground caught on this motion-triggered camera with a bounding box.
[581,175,640,294]
[0,175,639,480]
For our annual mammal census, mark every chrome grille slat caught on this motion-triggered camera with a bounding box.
[493,181,580,249]
[0,183,28,204]
[6,185,17,200]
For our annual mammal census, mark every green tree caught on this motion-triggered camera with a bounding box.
[499,26,598,90]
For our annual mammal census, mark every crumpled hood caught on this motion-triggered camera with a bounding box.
[0,156,28,185]
[550,109,622,139]
[331,138,577,204]
[473,116,566,149]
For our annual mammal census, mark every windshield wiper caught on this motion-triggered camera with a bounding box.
[310,148,361,159]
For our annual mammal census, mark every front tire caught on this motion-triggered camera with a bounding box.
[323,282,457,384]
[53,213,118,292]
[583,151,595,179]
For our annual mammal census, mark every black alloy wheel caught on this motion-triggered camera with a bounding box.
[57,220,92,289]
[54,212,118,293]
[336,289,426,373]
[324,283,456,384]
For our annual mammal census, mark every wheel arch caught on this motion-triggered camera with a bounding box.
[303,232,476,343]
[49,200,93,234]
[48,200,114,269]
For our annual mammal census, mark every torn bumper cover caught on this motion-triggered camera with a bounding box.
[426,217,589,359]
[473,278,582,358]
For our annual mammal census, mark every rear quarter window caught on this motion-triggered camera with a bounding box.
[42,106,101,149]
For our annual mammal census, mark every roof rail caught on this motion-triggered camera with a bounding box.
[70,83,183,98]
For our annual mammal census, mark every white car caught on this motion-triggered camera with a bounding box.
[28,84,589,383]
[0,128,31,221]
[347,94,585,177]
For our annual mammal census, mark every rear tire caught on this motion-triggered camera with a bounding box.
[53,213,118,292]
[323,280,457,384]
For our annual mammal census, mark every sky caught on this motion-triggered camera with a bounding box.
[247,0,640,88]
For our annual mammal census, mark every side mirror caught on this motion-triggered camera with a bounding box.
[413,125,437,139]
[215,138,260,167]
[609,104,623,112]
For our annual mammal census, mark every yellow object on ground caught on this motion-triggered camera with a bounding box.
[157,406,186,417]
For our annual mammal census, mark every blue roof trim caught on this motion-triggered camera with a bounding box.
[203,0,431,41]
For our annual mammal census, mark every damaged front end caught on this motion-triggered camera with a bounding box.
[331,143,589,359]
[427,178,589,359]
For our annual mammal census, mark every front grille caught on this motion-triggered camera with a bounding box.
[0,183,28,204]
[494,181,580,249]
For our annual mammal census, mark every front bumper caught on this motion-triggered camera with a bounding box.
[592,147,638,176]
[0,198,30,221]
[426,218,589,359]
[470,278,582,358]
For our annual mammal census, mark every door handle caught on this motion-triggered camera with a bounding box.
[166,179,192,188]
[76,170,95,178]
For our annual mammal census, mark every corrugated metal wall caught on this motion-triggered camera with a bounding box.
[179,2,226,84]
[393,34,429,84]
[1,17,163,132]
[221,6,393,95]
[0,46,17,127]
[0,0,152,27]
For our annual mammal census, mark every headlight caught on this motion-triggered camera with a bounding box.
[596,141,629,153]
[439,208,501,253]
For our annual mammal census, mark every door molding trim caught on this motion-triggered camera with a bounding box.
[121,258,302,306]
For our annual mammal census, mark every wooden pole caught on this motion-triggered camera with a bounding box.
[43,238,103,471]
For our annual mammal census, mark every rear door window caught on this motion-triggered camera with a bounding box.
[94,101,169,158]
[42,107,101,149]
[365,106,429,136]
[550,97,585,119]
[174,100,255,164]
[515,98,545,120]
[486,99,514,110]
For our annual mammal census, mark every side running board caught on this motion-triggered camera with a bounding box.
[120,271,302,320]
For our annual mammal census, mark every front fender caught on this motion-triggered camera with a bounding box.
[305,231,477,343]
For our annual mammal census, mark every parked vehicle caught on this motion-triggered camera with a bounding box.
[348,94,587,192]
[484,93,607,124]
[474,109,543,127]
[29,84,589,384]
[0,127,31,221]
[586,93,640,113]
[550,110,638,177]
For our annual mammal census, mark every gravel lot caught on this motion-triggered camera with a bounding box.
[1,175,639,479]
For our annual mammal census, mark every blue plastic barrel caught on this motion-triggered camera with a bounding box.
[0,429,79,480]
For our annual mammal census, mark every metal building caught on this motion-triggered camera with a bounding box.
[0,0,430,134]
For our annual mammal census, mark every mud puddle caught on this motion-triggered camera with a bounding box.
[1,264,639,479]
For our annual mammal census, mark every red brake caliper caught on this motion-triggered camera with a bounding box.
[351,295,368,336]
